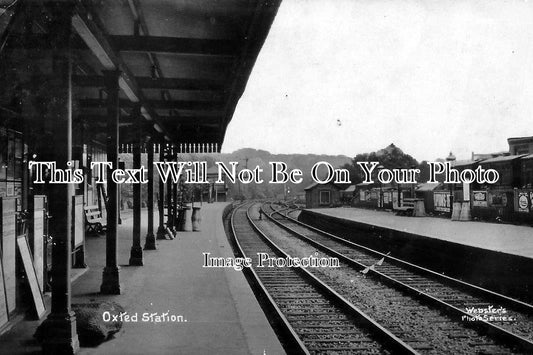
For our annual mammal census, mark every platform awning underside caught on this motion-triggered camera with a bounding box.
[0,0,281,147]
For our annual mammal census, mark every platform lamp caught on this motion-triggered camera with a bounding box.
[238,157,249,200]
[396,165,403,208]
[377,164,384,208]
[410,164,418,201]
[446,152,456,209]
[396,180,402,208]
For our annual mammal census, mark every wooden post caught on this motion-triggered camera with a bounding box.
[39,2,80,354]
[166,147,173,235]
[156,147,166,239]
[129,105,143,265]
[172,149,178,236]
[144,141,156,249]
[100,69,121,294]
[72,127,86,268]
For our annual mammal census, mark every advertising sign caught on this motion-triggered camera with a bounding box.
[384,191,390,204]
[489,191,508,207]
[433,191,451,212]
[514,190,532,213]
[472,191,488,207]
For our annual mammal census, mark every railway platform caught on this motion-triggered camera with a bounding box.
[0,203,284,355]
[307,207,533,259]
[297,207,533,300]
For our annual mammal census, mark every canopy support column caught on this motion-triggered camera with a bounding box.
[129,105,144,265]
[156,147,166,239]
[172,147,179,236]
[40,2,80,353]
[166,147,174,238]
[100,69,121,294]
[144,140,156,250]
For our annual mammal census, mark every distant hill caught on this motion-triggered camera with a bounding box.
[176,148,352,199]
[118,145,431,200]
[117,148,351,200]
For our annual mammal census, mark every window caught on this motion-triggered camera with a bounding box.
[0,128,23,198]
[319,190,331,205]
[513,144,530,155]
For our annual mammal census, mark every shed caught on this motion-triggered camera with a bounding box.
[304,182,342,208]
[415,183,441,213]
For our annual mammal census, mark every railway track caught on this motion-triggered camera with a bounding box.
[259,202,533,354]
[230,202,417,354]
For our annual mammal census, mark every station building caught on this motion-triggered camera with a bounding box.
[508,136,533,155]
[304,182,342,208]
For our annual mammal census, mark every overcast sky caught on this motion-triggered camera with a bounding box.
[222,0,533,161]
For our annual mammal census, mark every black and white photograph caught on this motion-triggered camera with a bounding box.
[0,0,532,354]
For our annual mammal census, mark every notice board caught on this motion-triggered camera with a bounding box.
[17,236,46,319]
[0,248,8,328]
[1,197,16,314]
[73,195,85,248]
[32,196,46,289]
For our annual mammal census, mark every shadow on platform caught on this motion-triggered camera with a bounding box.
[0,203,284,355]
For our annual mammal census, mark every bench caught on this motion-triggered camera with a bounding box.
[84,205,105,233]
[395,198,415,216]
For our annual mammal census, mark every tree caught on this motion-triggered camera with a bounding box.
[344,144,422,184]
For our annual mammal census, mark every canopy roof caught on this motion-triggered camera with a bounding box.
[344,185,356,192]
[416,182,441,192]
[0,0,281,149]
[451,160,479,168]
[479,154,526,164]
[304,182,343,191]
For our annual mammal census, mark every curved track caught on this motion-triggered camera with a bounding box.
[260,202,533,354]
[230,202,418,354]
